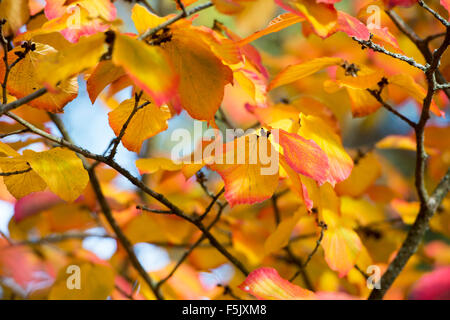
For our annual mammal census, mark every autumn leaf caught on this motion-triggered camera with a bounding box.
[239,267,315,299]
[269,57,343,90]
[336,10,370,40]
[86,61,126,104]
[388,74,444,117]
[161,28,233,123]
[0,43,78,112]
[298,114,353,185]
[0,157,47,199]
[36,33,107,94]
[112,34,178,107]
[238,13,304,46]
[209,134,279,206]
[264,206,306,254]
[0,0,30,36]
[275,0,338,38]
[23,148,89,202]
[49,262,115,300]
[136,158,183,174]
[278,129,331,185]
[108,98,171,153]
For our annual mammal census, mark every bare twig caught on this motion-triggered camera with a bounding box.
[352,37,427,71]
[290,221,327,282]
[418,0,450,28]
[88,168,163,300]
[138,1,213,40]
[367,89,417,128]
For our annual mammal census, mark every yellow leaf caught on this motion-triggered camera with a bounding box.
[335,152,381,197]
[108,99,171,153]
[124,213,168,244]
[49,262,115,300]
[0,157,47,199]
[209,134,279,206]
[131,3,167,34]
[269,57,343,90]
[136,158,182,174]
[0,43,78,112]
[318,184,363,277]
[112,34,178,106]
[24,148,89,202]
[37,33,107,92]
[238,13,304,46]
[264,206,305,254]
[322,227,362,278]
[277,0,337,38]
[0,141,20,157]
[161,29,233,122]
[0,0,29,36]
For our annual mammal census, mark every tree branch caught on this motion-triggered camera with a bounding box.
[88,168,163,300]
[138,1,213,41]
[418,0,450,28]
[367,89,417,128]
[368,26,450,300]
[352,37,427,71]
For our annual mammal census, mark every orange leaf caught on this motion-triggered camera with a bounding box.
[108,99,171,153]
[112,34,178,106]
[269,57,343,91]
[238,13,304,46]
[0,43,78,112]
[275,0,338,38]
[86,61,125,104]
[209,134,279,206]
[298,114,353,185]
[278,129,331,185]
[238,267,315,299]
[161,29,233,122]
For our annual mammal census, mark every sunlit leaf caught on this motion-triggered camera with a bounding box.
[23,148,89,202]
[239,267,315,299]
[108,98,171,153]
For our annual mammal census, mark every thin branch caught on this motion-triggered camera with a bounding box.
[13,232,115,246]
[424,32,447,44]
[175,0,187,16]
[107,92,149,161]
[368,26,450,300]
[0,128,30,138]
[386,9,450,99]
[0,88,48,116]
[367,89,417,128]
[47,113,163,300]
[138,1,213,40]
[418,0,450,28]
[352,37,427,71]
[88,168,163,300]
[368,167,450,299]
[197,187,225,221]
[436,82,450,89]
[290,221,327,282]
[156,201,226,291]
[136,205,172,214]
